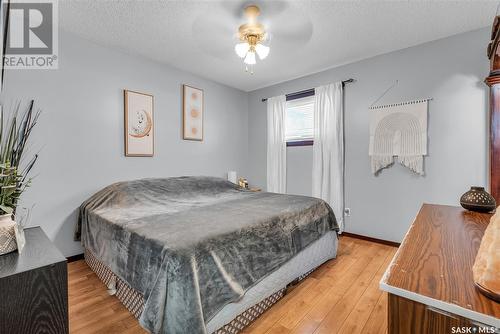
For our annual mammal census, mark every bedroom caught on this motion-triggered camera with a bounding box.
[0,0,498,333]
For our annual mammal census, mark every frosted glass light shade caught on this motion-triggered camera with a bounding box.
[244,51,256,65]
[255,43,270,59]
[234,42,250,58]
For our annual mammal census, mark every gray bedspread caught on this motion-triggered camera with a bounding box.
[76,176,338,334]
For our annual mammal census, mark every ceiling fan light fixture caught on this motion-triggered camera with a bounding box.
[255,43,270,60]
[235,5,269,72]
[235,42,250,58]
[244,51,256,65]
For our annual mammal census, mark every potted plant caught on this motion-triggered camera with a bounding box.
[0,100,39,255]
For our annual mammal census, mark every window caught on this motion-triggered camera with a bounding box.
[285,95,314,145]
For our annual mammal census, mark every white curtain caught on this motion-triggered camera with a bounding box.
[267,95,287,193]
[312,82,345,232]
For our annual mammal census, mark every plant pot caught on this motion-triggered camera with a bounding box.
[0,214,17,255]
[460,187,496,213]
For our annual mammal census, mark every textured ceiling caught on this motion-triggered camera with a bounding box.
[59,1,496,92]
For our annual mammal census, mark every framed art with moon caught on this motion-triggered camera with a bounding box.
[183,84,204,141]
[124,90,154,156]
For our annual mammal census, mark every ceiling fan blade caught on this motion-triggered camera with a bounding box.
[260,5,313,51]
[192,13,239,59]
[268,18,313,46]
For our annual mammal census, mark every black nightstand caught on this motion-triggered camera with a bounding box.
[0,227,68,334]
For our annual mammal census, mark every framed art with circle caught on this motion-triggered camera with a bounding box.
[183,84,204,141]
[124,90,154,156]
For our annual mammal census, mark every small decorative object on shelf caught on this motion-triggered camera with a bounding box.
[460,186,496,213]
[0,101,40,256]
[238,177,249,189]
[0,214,16,255]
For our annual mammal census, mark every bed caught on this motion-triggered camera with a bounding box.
[76,176,339,334]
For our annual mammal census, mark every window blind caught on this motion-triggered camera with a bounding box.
[285,95,314,142]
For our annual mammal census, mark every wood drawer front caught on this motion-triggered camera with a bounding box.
[0,262,68,334]
[388,294,494,334]
[426,306,474,333]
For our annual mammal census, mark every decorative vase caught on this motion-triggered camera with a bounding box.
[460,187,496,213]
[0,214,17,255]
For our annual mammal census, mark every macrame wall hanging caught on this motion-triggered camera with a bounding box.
[369,99,429,175]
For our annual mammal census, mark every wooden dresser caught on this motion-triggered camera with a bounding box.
[0,227,68,334]
[380,204,500,333]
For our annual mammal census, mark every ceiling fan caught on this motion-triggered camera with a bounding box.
[191,1,313,74]
[234,5,270,74]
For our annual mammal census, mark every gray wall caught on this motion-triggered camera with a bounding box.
[248,28,490,242]
[1,27,491,254]
[1,30,249,256]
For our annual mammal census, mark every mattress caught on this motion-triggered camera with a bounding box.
[206,230,338,333]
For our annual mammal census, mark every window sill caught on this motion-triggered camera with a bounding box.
[286,140,313,147]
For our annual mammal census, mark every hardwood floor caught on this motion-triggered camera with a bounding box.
[68,236,397,334]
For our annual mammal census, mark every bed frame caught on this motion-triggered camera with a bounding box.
[84,249,314,334]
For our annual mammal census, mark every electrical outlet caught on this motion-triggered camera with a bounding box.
[344,208,351,217]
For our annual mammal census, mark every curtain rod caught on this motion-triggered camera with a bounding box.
[261,78,355,102]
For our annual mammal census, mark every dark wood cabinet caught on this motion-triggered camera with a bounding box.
[487,16,500,202]
[0,227,68,334]
[381,204,500,333]
[486,76,500,202]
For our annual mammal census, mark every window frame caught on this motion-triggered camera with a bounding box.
[285,90,315,147]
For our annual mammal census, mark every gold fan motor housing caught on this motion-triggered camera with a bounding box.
[244,5,260,19]
[238,5,266,46]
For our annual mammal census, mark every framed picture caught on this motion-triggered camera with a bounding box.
[124,90,154,157]
[183,84,203,141]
